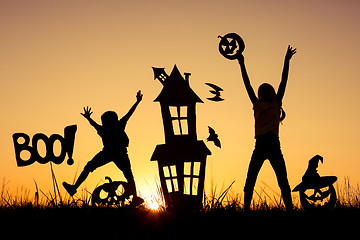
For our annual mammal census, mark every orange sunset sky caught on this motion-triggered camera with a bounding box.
[1,0,359,203]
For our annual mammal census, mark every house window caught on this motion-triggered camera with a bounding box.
[163,165,178,193]
[158,73,167,82]
[169,106,188,135]
[183,162,201,195]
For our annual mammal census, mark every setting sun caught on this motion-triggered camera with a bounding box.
[147,200,161,211]
[144,193,163,211]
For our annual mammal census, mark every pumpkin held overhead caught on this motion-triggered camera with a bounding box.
[218,33,245,60]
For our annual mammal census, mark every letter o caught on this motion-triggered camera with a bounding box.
[48,134,66,164]
[32,133,50,164]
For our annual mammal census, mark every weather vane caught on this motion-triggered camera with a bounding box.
[218,33,245,60]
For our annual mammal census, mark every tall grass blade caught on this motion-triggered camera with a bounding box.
[49,162,62,205]
[33,179,39,207]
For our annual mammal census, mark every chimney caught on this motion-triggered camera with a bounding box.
[184,72,191,86]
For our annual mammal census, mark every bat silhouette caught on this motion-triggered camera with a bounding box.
[207,126,221,148]
[205,83,224,101]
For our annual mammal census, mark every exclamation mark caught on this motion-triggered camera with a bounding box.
[64,125,77,165]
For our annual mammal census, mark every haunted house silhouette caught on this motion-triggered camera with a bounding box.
[151,65,211,210]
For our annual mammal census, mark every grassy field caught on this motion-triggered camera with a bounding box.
[1,177,360,238]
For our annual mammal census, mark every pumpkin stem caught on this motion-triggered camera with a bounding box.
[105,176,113,183]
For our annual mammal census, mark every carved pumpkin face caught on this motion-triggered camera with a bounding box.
[293,157,338,211]
[218,33,245,60]
[299,184,337,210]
[91,177,130,206]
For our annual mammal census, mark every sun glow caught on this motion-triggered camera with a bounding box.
[145,196,163,211]
[147,201,161,211]
[145,199,161,211]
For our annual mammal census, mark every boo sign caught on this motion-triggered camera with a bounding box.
[12,125,77,167]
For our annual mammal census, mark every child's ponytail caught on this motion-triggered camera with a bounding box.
[280,107,286,123]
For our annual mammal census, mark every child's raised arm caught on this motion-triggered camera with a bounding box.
[81,106,101,131]
[277,45,297,101]
[238,54,257,104]
[122,90,143,123]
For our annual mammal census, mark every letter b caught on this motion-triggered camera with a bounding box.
[12,133,36,167]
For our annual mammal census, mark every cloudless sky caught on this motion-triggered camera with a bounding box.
[1,0,359,203]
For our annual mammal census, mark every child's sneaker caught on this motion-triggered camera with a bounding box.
[62,182,77,196]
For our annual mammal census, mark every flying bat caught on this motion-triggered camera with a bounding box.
[205,83,224,102]
[207,126,221,148]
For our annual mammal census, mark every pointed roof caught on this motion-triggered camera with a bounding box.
[154,65,203,105]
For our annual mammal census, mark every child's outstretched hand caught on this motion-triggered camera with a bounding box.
[285,45,297,61]
[136,90,143,103]
[81,106,93,119]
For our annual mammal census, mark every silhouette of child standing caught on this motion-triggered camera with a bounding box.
[63,90,144,206]
[238,46,296,211]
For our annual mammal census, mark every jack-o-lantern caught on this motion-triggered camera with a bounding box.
[218,33,245,60]
[293,155,337,210]
[91,176,130,206]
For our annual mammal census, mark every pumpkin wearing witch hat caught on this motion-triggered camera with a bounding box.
[293,155,337,210]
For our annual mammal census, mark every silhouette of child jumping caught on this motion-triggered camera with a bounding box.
[63,90,144,206]
[238,46,296,211]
